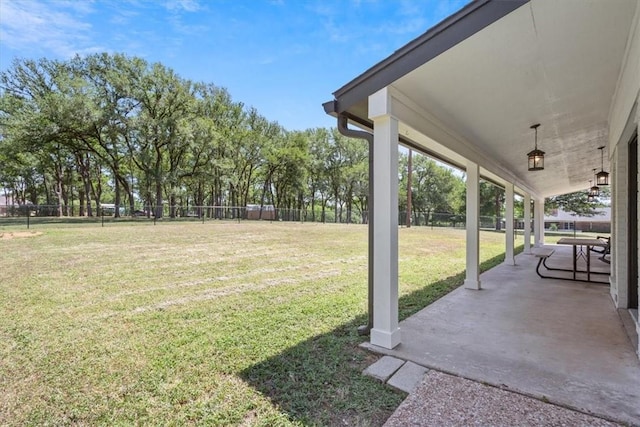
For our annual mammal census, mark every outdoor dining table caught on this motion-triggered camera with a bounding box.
[556,237,609,282]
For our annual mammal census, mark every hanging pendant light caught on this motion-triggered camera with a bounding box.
[587,180,596,201]
[527,123,544,171]
[596,146,609,185]
[589,169,600,197]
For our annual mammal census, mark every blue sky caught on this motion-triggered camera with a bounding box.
[0,0,469,131]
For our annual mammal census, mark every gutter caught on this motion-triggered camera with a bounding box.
[325,101,374,335]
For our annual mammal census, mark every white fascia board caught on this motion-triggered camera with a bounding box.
[608,2,640,154]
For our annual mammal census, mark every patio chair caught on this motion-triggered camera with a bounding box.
[592,236,611,264]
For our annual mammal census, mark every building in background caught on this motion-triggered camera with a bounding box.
[545,207,611,233]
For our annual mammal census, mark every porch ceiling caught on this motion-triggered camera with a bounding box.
[330,0,638,198]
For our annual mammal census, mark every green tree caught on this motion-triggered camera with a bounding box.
[306,128,331,222]
[126,62,193,218]
[400,152,463,226]
[480,181,505,230]
[546,191,602,216]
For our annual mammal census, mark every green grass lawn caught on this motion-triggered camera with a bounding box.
[1,221,521,426]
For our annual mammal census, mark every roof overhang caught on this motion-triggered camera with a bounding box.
[325,0,639,199]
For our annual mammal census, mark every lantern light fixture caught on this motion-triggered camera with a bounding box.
[596,146,609,186]
[587,180,597,201]
[589,169,600,197]
[527,123,544,171]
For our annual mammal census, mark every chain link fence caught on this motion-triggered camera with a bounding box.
[1,204,536,232]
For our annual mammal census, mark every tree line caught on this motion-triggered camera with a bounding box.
[0,53,600,223]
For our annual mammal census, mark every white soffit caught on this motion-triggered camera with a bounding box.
[392,0,637,198]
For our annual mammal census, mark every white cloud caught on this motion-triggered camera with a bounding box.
[53,0,96,15]
[109,8,140,26]
[0,0,101,58]
[164,0,201,13]
[166,13,208,36]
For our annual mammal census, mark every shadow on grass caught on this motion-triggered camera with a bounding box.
[239,249,519,425]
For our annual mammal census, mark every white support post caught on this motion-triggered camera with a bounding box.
[368,89,401,349]
[613,141,629,308]
[534,198,545,247]
[610,156,617,299]
[523,193,532,254]
[465,160,481,289]
[505,183,515,265]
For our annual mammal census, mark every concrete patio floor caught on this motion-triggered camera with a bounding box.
[363,246,640,426]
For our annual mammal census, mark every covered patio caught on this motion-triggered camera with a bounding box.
[363,246,640,424]
[324,0,639,424]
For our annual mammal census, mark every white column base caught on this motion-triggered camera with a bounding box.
[370,327,401,349]
[503,259,516,266]
[464,279,482,290]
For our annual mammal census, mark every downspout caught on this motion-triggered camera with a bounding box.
[337,113,374,336]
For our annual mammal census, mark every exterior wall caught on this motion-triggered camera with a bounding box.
[637,121,639,359]
[612,141,630,307]
[607,3,639,356]
[0,193,16,216]
[246,205,276,220]
[544,221,611,233]
[544,207,611,233]
[575,222,611,234]
[637,124,639,359]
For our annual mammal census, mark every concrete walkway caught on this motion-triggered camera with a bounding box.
[363,247,640,426]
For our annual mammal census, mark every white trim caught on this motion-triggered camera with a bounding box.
[505,182,515,266]
[524,193,532,254]
[534,198,545,248]
[608,2,640,149]
[613,141,630,309]
[464,160,481,290]
[369,108,401,349]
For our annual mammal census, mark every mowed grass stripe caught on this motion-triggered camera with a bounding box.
[1,221,517,425]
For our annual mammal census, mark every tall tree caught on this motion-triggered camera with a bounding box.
[399,153,462,226]
[480,181,505,230]
[127,62,193,218]
[307,128,332,222]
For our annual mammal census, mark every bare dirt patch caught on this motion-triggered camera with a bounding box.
[0,231,42,240]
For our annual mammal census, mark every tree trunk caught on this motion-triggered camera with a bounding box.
[155,179,163,219]
[114,176,121,218]
[259,173,271,220]
[169,192,176,218]
[90,164,101,217]
[321,198,327,223]
[116,175,134,217]
[85,173,95,217]
[56,178,63,217]
[79,189,86,217]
